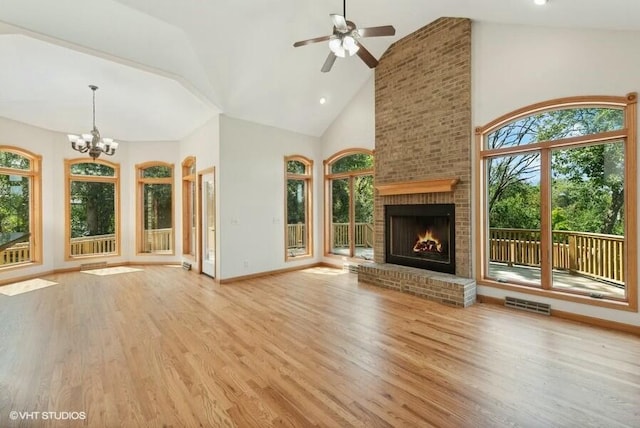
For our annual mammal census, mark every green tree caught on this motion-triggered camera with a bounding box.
[488,107,624,235]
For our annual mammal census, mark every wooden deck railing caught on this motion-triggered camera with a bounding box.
[70,234,117,256]
[0,242,30,265]
[142,228,173,253]
[287,224,306,248]
[331,223,374,248]
[70,229,174,256]
[286,223,374,249]
[489,228,624,285]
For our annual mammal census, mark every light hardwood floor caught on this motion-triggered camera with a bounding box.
[1,265,639,427]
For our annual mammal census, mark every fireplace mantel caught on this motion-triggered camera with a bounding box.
[376,178,459,196]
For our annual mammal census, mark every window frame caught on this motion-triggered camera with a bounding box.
[182,156,197,258]
[324,148,374,259]
[475,93,637,311]
[0,146,42,271]
[285,155,313,261]
[135,161,175,255]
[65,158,121,260]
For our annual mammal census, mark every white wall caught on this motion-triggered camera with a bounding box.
[180,115,220,171]
[219,115,321,279]
[472,22,640,326]
[321,75,375,159]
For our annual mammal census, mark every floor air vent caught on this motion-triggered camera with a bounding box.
[80,261,108,271]
[182,261,192,271]
[504,296,551,316]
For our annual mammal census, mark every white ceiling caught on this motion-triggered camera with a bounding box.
[1,0,640,140]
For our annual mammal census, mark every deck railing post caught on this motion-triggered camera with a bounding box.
[568,234,577,274]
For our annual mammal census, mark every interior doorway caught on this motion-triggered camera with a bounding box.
[198,168,216,277]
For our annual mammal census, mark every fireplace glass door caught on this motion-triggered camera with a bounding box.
[385,204,456,274]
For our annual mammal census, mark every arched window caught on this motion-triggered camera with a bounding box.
[285,155,313,260]
[0,146,42,269]
[476,93,637,309]
[325,149,374,259]
[65,158,120,259]
[182,156,196,257]
[136,162,174,254]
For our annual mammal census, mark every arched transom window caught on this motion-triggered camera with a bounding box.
[324,149,374,260]
[0,146,42,269]
[476,93,637,309]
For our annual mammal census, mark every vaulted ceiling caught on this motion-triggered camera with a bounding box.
[1,0,639,141]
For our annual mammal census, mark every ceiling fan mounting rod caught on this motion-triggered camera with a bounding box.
[343,0,346,19]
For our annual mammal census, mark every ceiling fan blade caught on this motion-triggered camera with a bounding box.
[330,14,348,32]
[321,52,337,73]
[356,43,379,69]
[357,25,396,38]
[293,35,332,48]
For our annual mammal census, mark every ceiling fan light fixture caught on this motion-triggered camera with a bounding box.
[293,0,395,72]
[329,38,346,57]
[343,36,359,56]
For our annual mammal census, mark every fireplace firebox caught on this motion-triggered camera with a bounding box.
[385,204,456,274]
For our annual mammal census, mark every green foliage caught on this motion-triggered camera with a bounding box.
[71,162,115,176]
[70,181,115,238]
[331,178,350,223]
[487,107,623,149]
[330,153,373,174]
[0,151,30,170]
[142,166,172,178]
[286,179,306,224]
[551,143,624,235]
[329,153,374,227]
[287,160,307,174]
[143,184,172,229]
[488,107,626,236]
[354,175,373,223]
[0,174,29,233]
[489,181,540,229]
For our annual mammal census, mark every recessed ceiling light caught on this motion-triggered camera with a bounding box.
[319,97,327,105]
[534,0,548,5]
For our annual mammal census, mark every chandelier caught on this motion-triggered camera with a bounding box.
[68,85,118,160]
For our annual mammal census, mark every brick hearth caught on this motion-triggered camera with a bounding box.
[359,263,476,308]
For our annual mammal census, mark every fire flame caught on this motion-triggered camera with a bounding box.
[413,229,443,253]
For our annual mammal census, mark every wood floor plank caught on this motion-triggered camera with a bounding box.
[0,266,639,427]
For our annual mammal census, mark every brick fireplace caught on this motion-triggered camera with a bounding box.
[357,17,476,307]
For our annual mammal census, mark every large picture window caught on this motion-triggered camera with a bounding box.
[325,149,374,260]
[136,162,174,254]
[0,146,41,269]
[182,156,196,257]
[285,155,313,260]
[476,94,637,309]
[65,159,120,259]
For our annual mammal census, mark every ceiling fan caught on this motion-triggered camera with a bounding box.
[293,0,396,72]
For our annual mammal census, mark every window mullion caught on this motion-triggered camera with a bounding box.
[540,149,552,290]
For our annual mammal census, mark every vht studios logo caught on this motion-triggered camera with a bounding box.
[9,411,87,421]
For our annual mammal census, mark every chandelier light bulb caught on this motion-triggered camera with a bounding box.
[534,0,548,5]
